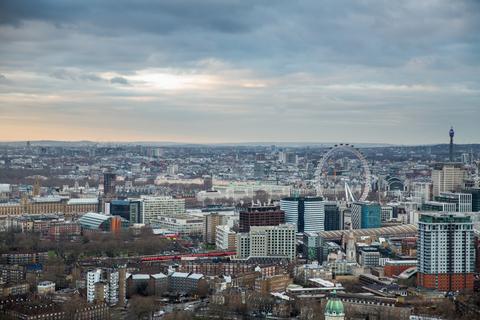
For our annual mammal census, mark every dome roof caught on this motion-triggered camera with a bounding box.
[325,290,345,316]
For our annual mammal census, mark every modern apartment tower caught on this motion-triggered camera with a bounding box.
[417,213,475,291]
[280,197,324,233]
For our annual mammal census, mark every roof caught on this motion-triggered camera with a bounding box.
[188,273,204,280]
[316,224,417,240]
[67,198,98,205]
[78,212,110,229]
[325,290,345,316]
[132,274,150,280]
[170,272,189,278]
[151,273,167,279]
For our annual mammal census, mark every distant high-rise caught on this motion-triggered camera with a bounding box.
[431,163,466,196]
[449,126,455,162]
[324,202,343,231]
[418,213,475,291]
[351,201,381,229]
[103,172,116,196]
[203,175,213,191]
[280,197,324,233]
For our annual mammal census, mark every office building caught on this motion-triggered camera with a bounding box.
[239,205,285,232]
[107,199,142,224]
[434,192,472,212]
[280,197,324,233]
[464,188,480,212]
[324,202,342,231]
[412,182,432,203]
[421,201,457,212]
[303,232,323,262]
[203,175,213,191]
[431,163,466,197]
[78,212,129,233]
[236,224,296,260]
[103,173,116,196]
[417,213,475,291]
[153,215,203,235]
[381,206,393,222]
[358,247,380,267]
[140,196,185,224]
[351,202,381,229]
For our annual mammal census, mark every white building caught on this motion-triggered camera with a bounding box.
[431,163,466,197]
[411,182,432,203]
[418,212,475,291]
[381,206,393,222]
[152,214,203,235]
[86,268,122,306]
[236,224,296,260]
[437,192,472,212]
[215,225,236,251]
[141,196,185,224]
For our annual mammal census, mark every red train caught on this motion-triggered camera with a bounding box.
[141,251,236,262]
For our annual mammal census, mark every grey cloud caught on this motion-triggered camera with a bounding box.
[110,76,129,85]
[0,0,479,143]
[49,69,102,82]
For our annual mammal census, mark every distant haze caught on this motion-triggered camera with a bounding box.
[0,1,479,144]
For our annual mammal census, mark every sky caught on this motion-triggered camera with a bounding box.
[0,0,479,144]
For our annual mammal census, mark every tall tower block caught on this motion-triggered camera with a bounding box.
[449,127,454,162]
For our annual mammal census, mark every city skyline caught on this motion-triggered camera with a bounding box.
[1,1,479,144]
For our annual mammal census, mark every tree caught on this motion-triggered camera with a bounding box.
[127,295,157,320]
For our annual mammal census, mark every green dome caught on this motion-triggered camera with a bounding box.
[325,291,345,316]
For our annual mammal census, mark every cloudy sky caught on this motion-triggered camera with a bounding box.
[0,0,479,144]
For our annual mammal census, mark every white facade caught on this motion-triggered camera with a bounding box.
[141,196,185,224]
[432,164,466,197]
[215,225,236,250]
[280,197,325,233]
[87,269,101,303]
[381,206,393,222]
[236,224,296,260]
[438,192,472,212]
[86,268,120,306]
[153,214,203,235]
[418,213,474,275]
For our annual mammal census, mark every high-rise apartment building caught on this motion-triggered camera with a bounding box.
[280,197,324,233]
[417,213,475,291]
[87,268,123,306]
[140,196,185,224]
[236,224,296,260]
[351,202,381,229]
[431,163,466,197]
[215,225,236,251]
[204,212,226,245]
[239,205,285,233]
